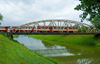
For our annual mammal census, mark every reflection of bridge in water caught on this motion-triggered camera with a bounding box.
[33,48,100,64]
[66,58,100,64]
[52,55,100,64]
[33,48,68,54]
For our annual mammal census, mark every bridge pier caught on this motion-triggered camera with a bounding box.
[6,32,13,39]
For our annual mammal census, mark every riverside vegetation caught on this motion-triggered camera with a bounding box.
[28,35,100,46]
[0,33,61,64]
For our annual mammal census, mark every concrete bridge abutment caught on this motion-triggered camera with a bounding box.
[6,32,13,39]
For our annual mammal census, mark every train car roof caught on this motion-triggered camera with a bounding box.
[0,26,10,27]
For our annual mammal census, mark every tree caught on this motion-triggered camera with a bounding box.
[0,13,3,25]
[91,17,100,29]
[0,13,3,21]
[74,0,100,28]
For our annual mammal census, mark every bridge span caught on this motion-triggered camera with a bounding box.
[4,19,100,39]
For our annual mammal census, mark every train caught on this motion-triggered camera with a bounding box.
[0,26,10,32]
[0,26,78,33]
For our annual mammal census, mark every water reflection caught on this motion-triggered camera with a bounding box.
[14,35,74,57]
[14,35,66,50]
[14,35,47,50]
[14,35,100,64]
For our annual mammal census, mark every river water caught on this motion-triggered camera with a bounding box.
[14,35,100,64]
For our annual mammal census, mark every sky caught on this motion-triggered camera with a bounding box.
[0,0,91,26]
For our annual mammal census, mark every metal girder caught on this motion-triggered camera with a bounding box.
[13,19,100,33]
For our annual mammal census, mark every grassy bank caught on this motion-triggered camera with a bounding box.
[28,35,100,46]
[0,33,60,64]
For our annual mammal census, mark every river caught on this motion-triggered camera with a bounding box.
[14,35,100,64]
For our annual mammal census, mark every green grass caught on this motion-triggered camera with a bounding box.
[0,33,61,64]
[28,35,100,46]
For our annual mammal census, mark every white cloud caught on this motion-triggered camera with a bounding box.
[0,0,91,26]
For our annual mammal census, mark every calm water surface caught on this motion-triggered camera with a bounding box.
[14,35,100,64]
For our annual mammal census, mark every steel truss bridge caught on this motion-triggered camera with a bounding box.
[6,19,100,39]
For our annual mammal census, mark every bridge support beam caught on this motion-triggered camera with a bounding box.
[6,32,13,39]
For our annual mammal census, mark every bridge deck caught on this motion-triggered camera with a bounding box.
[11,33,100,35]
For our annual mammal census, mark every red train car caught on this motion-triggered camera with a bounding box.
[0,26,78,33]
[37,26,78,33]
[11,26,35,32]
[0,26,10,32]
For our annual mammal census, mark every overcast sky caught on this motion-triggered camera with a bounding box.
[0,0,91,26]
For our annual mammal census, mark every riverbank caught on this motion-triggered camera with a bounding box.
[28,35,100,46]
[0,33,60,64]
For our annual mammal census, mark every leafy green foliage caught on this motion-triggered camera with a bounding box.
[91,17,100,29]
[78,26,89,32]
[0,13,3,21]
[74,0,100,25]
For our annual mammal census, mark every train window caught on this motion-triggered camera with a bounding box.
[69,27,71,29]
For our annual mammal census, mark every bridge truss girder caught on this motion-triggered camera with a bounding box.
[13,19,100,33]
